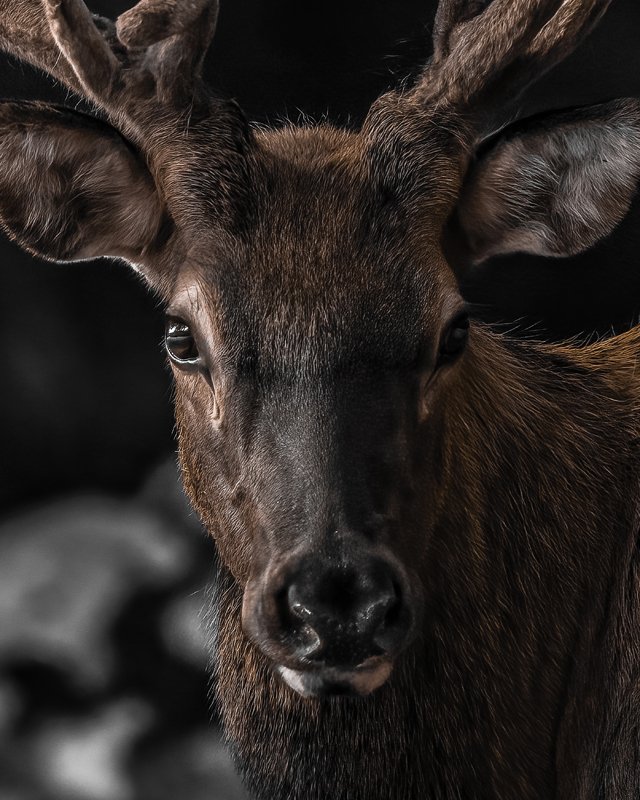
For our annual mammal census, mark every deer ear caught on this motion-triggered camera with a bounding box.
[0,101,166,273]
[448,99,640,267]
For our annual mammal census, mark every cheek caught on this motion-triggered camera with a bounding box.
[173,383,256,583]
[174,370,220,423]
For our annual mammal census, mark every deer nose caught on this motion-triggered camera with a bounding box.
[281,556,409,667]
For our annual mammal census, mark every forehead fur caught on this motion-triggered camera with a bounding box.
[176,123,461,378]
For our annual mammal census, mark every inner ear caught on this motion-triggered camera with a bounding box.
[0,101,168,273]
[445,98,640,270]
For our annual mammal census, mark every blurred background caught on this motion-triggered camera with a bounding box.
[1,1,640,798]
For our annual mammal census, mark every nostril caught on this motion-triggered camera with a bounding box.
[275,559,411,666]
[372,582,407,652]
[287,584,314,622]
[361,593,391,627]
[383,595,402,629]
[279,584,323,660]
[385,581,403,623]
[363,581,400,629]
[296,624,323,659]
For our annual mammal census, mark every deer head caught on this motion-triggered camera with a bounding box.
[1,0,639,699]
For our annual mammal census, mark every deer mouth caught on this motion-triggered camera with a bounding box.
[276,658,394,698]
[242,548,415,699]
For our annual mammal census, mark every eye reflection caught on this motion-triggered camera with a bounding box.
[164,317,200,364]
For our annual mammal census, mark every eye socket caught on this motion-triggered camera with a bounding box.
[437,313,470,366]
[165,316,200,364]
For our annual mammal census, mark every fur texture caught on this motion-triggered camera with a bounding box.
[208,325,640,800]
[452,99,640,263]
[1,2,640,798]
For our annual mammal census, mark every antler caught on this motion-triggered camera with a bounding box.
[0,0,220,134]
[0,0,82,90]
[0,0,249,227]
[418,0,612,132]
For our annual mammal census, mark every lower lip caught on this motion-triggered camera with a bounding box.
[277,660,393,698]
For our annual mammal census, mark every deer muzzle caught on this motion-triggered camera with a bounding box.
[242,548,414,698]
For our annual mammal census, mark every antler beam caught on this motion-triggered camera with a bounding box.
[0,0,84,92]
[418,0,612,132]
[0,0,219,128]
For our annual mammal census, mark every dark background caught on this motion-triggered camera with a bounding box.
[1,1,640,798]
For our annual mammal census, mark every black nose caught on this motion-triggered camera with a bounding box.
[281,555,410,667]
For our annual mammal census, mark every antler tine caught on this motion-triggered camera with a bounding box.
[0,0,220,128]
[45,0,120,100]
[432,1,492,62]
[116,0,219,104]
[525,0,610,75]
[417,0,612,133]
[117,0,218,56]
[0,0,91,95]
[46,0,219,108]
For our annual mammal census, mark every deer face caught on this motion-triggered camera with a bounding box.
[168,126,468,695]
[3,0,640,697]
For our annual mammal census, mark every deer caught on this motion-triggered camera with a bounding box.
[2,0,640,797]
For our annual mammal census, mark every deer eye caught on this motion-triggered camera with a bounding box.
[437,313,469,366]
[165,317,200,364]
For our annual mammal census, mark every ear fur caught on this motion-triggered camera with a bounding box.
[449,99,640,267]
[0,101,166,268]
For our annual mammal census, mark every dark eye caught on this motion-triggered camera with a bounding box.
[437,313,469,366]
[165,317,200,364]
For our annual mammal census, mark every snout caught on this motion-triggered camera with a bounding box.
[242,551,415,697]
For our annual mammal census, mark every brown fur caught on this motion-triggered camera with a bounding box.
[1,1,640,798]
[205,323,640,800]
